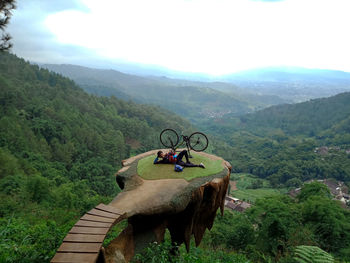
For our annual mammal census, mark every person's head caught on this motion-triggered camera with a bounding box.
[157,151,164,158]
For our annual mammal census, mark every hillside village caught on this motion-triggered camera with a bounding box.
[226,178,350,213]
[224,195,252,212]
[314,146,350,155]
[289,179,350,207]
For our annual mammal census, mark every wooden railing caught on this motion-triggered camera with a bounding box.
[50,203,125,263]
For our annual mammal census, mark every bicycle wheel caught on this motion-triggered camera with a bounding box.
[160,129,179,149]
[189,132,209,152]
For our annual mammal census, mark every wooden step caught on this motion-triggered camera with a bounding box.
[75,220,112,228]
[51,252,98,263]
[95,203,124,215]
[87,208,120,219]
[58,242,102,253]
[63,234,105,243]
[51,203,125,263]
[69,226,109,235]
[80,214,115,223]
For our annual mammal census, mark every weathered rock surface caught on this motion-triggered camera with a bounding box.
[103,150,231,263]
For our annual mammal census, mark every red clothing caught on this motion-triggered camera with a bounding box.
[165,152,177,164]
[154,150,200,168]
[154,152,177,164]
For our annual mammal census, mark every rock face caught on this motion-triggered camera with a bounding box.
[103,150,231,263]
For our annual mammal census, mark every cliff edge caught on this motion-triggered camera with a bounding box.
[103,150,231,263]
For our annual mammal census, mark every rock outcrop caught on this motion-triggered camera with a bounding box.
[103,150,231,263]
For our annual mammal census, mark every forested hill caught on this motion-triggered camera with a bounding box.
[0,52,193,261]
[240,92,350,137]
[41,64,287,122]
[200,89,350,191]
[0,52,193,193]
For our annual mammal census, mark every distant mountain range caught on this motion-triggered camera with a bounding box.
[223,67,350,82]
[216,67,350,102]
[41,64,288,123]
[42,63,350,105]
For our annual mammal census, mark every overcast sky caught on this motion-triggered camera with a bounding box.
[7,0,350,75]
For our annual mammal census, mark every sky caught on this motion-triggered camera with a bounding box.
[7,0,350,76]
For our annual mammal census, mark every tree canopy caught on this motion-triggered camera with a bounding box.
[0,0,16,51]
[0,52,193,262]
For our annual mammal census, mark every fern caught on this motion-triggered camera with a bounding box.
[294,246,334,263]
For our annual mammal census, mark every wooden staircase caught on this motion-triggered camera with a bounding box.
[51,203,125,263]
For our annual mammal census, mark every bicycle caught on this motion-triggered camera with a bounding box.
[159,129,209,157]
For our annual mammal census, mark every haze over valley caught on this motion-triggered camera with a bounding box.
[41,63,350,125]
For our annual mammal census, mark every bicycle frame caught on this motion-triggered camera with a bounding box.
[160,128,208,154]
[174,135,193,158]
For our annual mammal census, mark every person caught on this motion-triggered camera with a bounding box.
[154,149,205,168]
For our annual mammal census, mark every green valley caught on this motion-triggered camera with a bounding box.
[1,52,350,262]
[41,64,287,123]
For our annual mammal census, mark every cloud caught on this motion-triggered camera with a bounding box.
[251,0,285,2]
[8,0,350,75]
[8,0,92,63]
[18,0,85,13]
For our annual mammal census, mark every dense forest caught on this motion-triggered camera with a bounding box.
[0,52,192,262]
[1,52,350,262]
[201,90,350,189]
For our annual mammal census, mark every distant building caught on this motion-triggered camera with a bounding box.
[314,146,329,155]
[288,187,301,198]
[288,179,349,208]
[225,195,252,212]
[315,146,350,155]
[225,196,239,203]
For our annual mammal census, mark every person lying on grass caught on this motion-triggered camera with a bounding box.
[154,149,205,168]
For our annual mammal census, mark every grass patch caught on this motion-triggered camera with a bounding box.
[137,153,224,181]
[231,173,270,189]
[230,173,288,203]
[231,188,281,203]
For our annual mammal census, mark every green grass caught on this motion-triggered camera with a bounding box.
[137,153,224,181]
[230,173,288,203]
[231,173,270,189]
[231,188,281,203]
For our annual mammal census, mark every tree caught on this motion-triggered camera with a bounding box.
[247,195,301,259]
[297,182,331,202]
[286,178,302,188]
[208,211,255,251]
[26,174,50,203]
[250,179,263,189]
[301,196,350,253]
[0,0,16,51]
